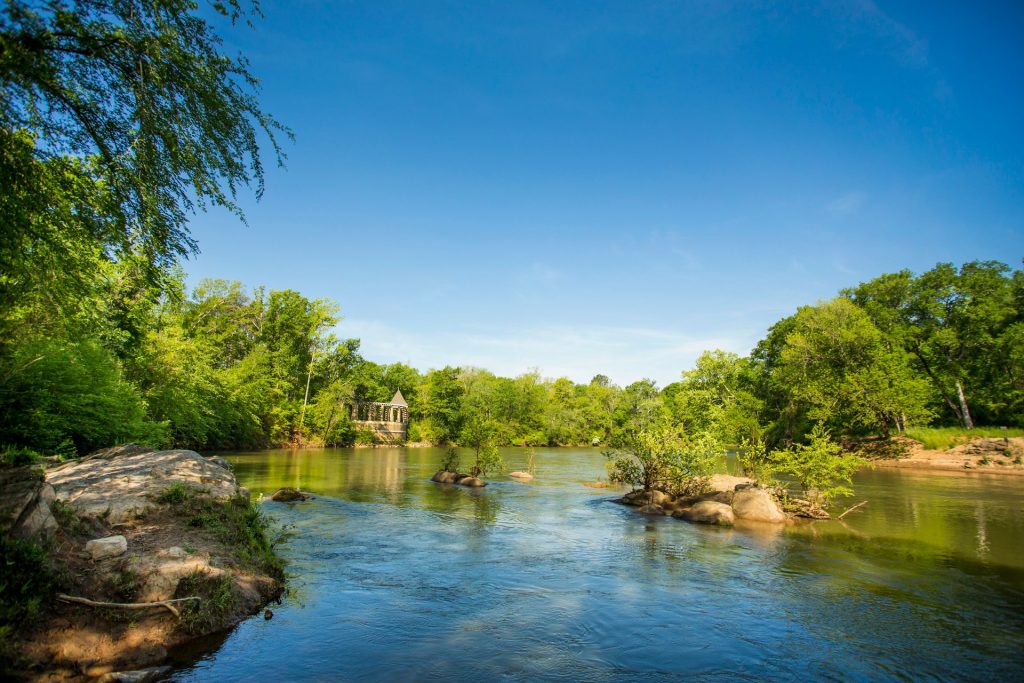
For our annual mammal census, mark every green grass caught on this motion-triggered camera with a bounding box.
[174,572,240,635]
[156,484,285,580]
[905,426,1024,450]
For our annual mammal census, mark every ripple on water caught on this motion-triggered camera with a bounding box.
[167,448,1024,682]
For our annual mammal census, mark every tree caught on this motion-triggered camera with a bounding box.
[775,298,931,437]
[604,422,720,495]
[769,423,867,507]
[664,350,764,446]
[459,415,504,477]
[422,367,464,444]
[0,0,288,273]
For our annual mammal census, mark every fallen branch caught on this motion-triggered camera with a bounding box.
[837,500,868,520]
[57,593,200,618]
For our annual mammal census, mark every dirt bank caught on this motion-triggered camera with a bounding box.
[3,446,285,681]
[868,436,1024,476]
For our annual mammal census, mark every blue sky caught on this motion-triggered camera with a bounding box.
[185,0,1023,387]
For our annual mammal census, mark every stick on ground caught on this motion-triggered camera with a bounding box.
[57,593,200,618]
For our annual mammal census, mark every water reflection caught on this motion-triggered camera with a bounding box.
[167,447,1024,682]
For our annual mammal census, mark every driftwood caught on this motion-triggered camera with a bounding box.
[837,500,868,520]
[57,593,200,618]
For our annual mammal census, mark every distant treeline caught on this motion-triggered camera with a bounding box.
[1,240,1020,456]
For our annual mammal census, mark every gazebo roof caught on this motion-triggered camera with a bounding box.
[390,389,408,407]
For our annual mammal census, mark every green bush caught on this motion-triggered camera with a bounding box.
[0,538,54,664]
[769,423,868,506]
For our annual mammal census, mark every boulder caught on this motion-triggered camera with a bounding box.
[508,471,534,480]
[457,477,487,488]
[431,470,458,484]
[676,501,735,526]
[85,535,128,561]
[622,489,673,506]
[270,487,309,502]
[0,466,58,539]
[637,504,666,515]
[48,449,245,523]
[732,488,787,523]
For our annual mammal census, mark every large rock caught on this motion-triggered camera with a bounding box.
[637,504,666,515]
[676,500,735,525]
[205,455,233,471]
[457,477,487,488]
[0,466,58,539]
[732,488,787,523]
[708,474,754,492]
[85,535,128,561]
[48,449,245,523]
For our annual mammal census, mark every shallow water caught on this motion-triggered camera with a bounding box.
[167,448,1024,681]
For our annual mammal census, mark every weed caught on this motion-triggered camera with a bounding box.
[175,572,240,635]
[1014,455,1022,465]
[49,500,89,536]
[182,542,197,554]
[157,482,207,505]
[980,455,991,466]
[0,445,43,468]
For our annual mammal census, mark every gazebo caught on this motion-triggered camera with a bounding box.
[351,389,409,441]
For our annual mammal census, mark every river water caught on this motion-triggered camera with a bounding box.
[167,447,1024,681]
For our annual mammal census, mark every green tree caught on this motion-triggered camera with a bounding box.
[422,367,464,444]
[605,422,720,494]
[769,423,867,506]
[1,0,288,272]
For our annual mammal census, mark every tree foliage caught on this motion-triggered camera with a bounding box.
[604,422,721,494]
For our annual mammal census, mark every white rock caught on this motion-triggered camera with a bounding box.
[85,535,127,561]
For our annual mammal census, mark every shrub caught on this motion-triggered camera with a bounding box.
[605,423,721,494]
[0,538,54,665]
[769,423,868,506]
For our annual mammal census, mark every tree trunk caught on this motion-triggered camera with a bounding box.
[956,381,974,429]
[297,360,313,443]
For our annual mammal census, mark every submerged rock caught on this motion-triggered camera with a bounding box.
[431,470,458,484]
[431,470,488,487]
[637,504,666,515]
[621,489,674,507]
[95,666,171,683]
[508,471,534,480]
[270,487,309,502]
[731,488,787,523]
[458,476,487,488]
[85,535,128,561]
[677,501,735,526]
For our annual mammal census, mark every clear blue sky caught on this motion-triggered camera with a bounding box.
[185,0,1023,387]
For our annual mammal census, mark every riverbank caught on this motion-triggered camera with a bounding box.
[869,436,1024,476]
[1,446,285,681]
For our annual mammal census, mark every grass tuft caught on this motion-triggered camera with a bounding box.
[905,426,1024,450]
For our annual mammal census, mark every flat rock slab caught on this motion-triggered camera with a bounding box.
[85,535,128,561]
[48,449,243,523]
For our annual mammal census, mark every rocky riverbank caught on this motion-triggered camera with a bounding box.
[1,445,285,682]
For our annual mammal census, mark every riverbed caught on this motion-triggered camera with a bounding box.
[166,447,1024,681]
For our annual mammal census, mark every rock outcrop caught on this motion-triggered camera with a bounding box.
[48,449,245,522]
[616,480,789,526]
[0,465,58,539]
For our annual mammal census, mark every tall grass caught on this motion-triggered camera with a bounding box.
[905,426,1024,450]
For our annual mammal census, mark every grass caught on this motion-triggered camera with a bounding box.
[904,426,1024,450]
[174,572,240,635]
[49,500,89,536]
[156,484,285,581]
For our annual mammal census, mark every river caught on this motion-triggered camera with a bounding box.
[167,447,1024,681]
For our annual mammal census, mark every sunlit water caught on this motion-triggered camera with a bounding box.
[167,448,1024,681]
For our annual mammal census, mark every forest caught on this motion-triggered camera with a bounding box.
[2,253,1021,459]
